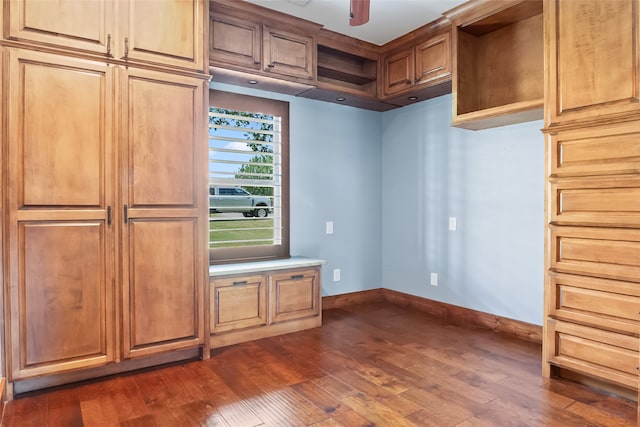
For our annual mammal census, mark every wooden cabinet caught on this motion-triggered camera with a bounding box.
[382,31,451,97]
[5,0,205,71]
[5,49,116,379]
[2,1,209,386]
[542,0,640,401]
[381,24,452,106]
[120,69,206,359]
[545,0,640,128]
[270,269,320,324]
[263,25,314,80]
[211,275,267,333]
[210,265,322,348]
[445,0,543,130]
[210,0,317,86]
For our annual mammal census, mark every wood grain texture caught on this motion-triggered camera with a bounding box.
[1,301,636,426]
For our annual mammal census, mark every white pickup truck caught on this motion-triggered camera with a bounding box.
[209,186,272,218]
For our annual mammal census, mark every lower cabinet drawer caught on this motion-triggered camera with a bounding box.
[270,269,320,324]
[549,225,640,282]
[211,274,267,333]
[548,272,640,335]
[546,319,638,389]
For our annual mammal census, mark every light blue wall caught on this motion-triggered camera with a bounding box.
[382,94,544,325]
[210,82,384,296]
[211,82,544,325]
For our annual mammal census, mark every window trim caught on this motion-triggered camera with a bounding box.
[208,90,290,264]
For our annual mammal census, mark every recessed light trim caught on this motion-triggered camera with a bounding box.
[336,97,346,102]
[248,80,258,85]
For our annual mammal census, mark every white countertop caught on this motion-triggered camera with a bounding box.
[209,256,327,277]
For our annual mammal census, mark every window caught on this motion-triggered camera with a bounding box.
[208,90,289,264]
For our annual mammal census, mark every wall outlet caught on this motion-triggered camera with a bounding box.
[430,272,438,286]
[333,269,341,282]
[448,217,457,231]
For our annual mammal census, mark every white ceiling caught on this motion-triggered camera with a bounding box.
[244,0,467,46]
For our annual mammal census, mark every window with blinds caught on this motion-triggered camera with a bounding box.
[208,90,289,263]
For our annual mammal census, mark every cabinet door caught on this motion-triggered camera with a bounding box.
[120,69,206,359]
[121,0,205,71]
[270,269,320,324]
[546,0,640,126]
[6,0,113,55]
[382,48,414,96]
[210,13,261,70]
[212,275,267,333]
[415,32,451,86]
[263,25,314,80]
[5,50,115,380]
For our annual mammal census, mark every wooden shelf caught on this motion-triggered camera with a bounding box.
[317,45,376,87]
[446,0,543,130]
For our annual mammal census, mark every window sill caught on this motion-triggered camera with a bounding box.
[209,256,327,277]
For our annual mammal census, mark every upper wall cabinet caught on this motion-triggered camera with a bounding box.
[380,19,452,107]
[4,0,206,72]
[445,0,543,130]
[210,0,319,89]
[545,0,640,128]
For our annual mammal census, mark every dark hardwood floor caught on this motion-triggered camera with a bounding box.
[1,301,636,426]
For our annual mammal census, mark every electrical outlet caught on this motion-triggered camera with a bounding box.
[333,269,341,282]
[430,272,438,286]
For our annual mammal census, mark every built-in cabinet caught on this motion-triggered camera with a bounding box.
[380,23,452,106]
[210,0,318,87]
[1,0,209,389]
[542,0,640,402]
[210,265,322,349]
[5,0,205,71]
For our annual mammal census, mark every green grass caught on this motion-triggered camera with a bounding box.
[209,215,275,248]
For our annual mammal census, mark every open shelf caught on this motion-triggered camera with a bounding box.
[316,44,377,92]
[448,0,543,130]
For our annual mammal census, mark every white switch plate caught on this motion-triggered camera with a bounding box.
[326,221,334,234]
[430,272,438,286]
[333,269,341,282]
[448,217,457,231]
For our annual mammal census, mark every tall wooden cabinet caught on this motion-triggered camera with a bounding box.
[542,0,640,400]
[1,0,209,389]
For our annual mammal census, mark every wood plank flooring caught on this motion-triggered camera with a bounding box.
[2,301,637,426]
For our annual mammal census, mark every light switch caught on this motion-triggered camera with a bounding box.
[326,221,334,234]
[448,217,457,231]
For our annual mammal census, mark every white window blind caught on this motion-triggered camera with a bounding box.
[208,107,283,249]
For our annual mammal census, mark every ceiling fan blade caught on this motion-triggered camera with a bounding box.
[349,0,370,26]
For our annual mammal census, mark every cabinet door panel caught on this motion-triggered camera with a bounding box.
[415,32,451,86]
[8,50,112,208]
[122,0,204,71]
[125,73,200,208]
[123,219,200,357]
[210,14,261,69]
[263,26,313,80]
[270,269,320,324]
[7,0,112,55]
[547,0,640,125]
[212,275,267,332]
[382,48,414,96]
[11,222,113,379]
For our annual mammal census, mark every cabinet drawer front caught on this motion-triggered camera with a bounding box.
[549,273,640,334]
[547,320,638,389]
[550,226,640,282]
[550,177,640,227]
[547,122,640,177]
[270,269,320,323]
[212,275,267,332]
